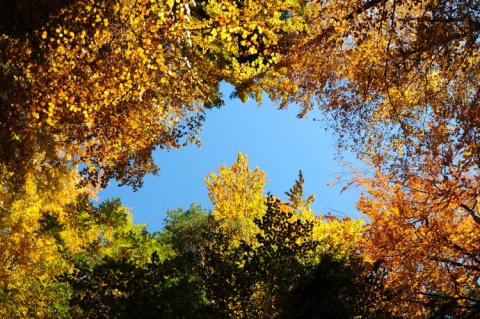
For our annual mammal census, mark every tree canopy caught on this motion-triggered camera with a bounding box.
[0,0,307,190]
[1,0,480,317]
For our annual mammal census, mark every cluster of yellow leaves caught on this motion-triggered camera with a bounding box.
[0,0,314,191]
[0,162,157,317]
[0,165,84,317]
[194,0,307,86]
[205,152,267,245]
[312,215,364,260]
[2,0,221,189]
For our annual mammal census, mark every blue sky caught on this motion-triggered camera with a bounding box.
[98,84,364,232]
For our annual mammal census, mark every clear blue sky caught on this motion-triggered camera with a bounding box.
[98,84,364,232]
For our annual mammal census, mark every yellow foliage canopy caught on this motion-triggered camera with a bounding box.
[205,152,267,244]
[0,164,157,317]
[0,0,309,190]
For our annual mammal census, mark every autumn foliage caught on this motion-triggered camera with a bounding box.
[1,0,480,317]
[0,0,307,190]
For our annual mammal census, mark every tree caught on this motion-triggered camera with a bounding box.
[204,151,267,245]
[0,165,84,318]
[257,0,480,179]
[64,252,212,319]
[0,0,309,190]
[357,165,480,317]
[242,196,319,318]
[154,204,215,304]
[245,2,480,315]
[202,162,370,318]
[156,204,210,259]
[0,172,159,318]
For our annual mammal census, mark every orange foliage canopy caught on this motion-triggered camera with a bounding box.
[268,0,480,178]
[357,155,480,316]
